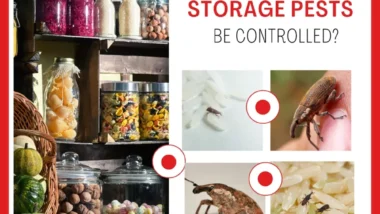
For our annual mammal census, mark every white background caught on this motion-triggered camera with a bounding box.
[185,163,265,214]
[169,0,371,214]
[182,70,264,151]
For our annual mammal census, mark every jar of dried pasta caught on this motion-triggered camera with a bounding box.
[100,82,140,142]
[44,57,80,141]
[139,82,169,140]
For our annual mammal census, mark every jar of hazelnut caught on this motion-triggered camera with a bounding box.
[140,0,169,40]
[57,152,103,214]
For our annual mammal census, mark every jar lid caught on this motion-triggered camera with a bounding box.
[139,82,169,93]
[54,57,74,64]
[56,152,101,180]
[101,155,162,184]
[101,81,139,92]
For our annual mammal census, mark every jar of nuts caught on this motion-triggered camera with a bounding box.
[140,0,169,40]
[57,152,103,214]
[44,57,80,141]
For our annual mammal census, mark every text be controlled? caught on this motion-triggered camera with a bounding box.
[214,28,339,44]
[188,0,353,18]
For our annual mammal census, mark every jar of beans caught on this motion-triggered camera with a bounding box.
[140,0,169,40]
[139,82,169,140]
[100,82,140,142]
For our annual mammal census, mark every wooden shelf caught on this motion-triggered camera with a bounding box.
[56,140,169,145]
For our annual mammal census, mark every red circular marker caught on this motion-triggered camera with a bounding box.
[258,171,273,187]
[161,155,176,170]
[255,100,270,115]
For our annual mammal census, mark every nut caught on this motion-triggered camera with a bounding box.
[154,26,162,33]
[163,5,168,12]
[68,212,78,214]
[61,202,73,213]
[158,8,165,16]
[142,31,149,38]
[77,204,88,214]
[72,183,85,194]
[154,14,161,21]
[149,32,158,39]
[148,10,155,17]
[91,199,101,209]
[59,190,66,202]
[92,189,101,200]
[160,22,166,30]
[59,183,67,189]
[91,209,101,214]
[157,33,164,40]
[87,211,95,214]
[91,184,101,193]
[63,186,73,196]
[69,193,80,205]
[160,16,168,24]
[152,20,159,27]
[146,26,154,32]
[161,29,166,35]
[80,192,92,203]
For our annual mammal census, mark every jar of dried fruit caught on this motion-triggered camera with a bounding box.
[57,152,103,214]
[67,0,95,36]
[44,57,80,141]
[100,82,140,142]
[94,0,117,38]
[139,82,169,140]
[140,0,168,40]
[118,0,142,39]
[36,0,67,35]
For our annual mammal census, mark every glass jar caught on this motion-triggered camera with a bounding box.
[36,0,67,35]
[101,155,165,214]
[57,152,103,214]
[100,82,140,142]
[44,57,80,141]
[68,0,95,36]
[14,3,19,57]
[118,0,142,39]
[139,82,169,140]
[140,0,168,40]
[95,0,117,38]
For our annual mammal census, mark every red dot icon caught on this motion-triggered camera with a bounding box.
[255,100,270,115]
[258,171,273,186]
[161,155,176,170]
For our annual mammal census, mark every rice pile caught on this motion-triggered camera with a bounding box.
[271,162,354,214]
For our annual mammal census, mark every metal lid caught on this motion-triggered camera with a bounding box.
[101,81,139,92]
[56,152,101,180]
[54,57,74,64]
[101,155,162,184]
[139,82,169,93]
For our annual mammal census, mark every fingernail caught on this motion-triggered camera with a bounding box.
[319,108,351,151]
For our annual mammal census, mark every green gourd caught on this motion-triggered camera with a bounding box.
[14,175,44,213]
[14,143,43,176]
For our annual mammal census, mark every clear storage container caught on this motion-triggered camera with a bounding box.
[101,155,165,214]
[140,0,168,40]
[118,0,142,39]
[139,82,169,140]
[57,152,103,214]
[95,0,117,38]
[44,57,80,141]
[100,82,140,142]
[68,0,95,36]
[36,0,67,35]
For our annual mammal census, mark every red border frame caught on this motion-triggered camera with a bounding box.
[372,0,377,213]
[3,0,9,212]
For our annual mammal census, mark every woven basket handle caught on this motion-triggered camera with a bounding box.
[14,129,56,144]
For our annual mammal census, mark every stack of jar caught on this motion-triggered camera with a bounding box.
[35,0,169,40]
[100,81,169,142]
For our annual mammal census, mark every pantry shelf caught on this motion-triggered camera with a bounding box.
[56,140,169,145]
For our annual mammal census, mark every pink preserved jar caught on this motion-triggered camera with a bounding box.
[36,0,67,35]
[68,0,95,36]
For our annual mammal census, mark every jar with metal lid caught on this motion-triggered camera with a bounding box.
[44,57,80,141]
[100,81,140,142]
[94,0,117,38]
[139,82,169,140]
[118,0,142,39]
[101,155,165,214]
[57,152,103,214]
[140,0,168,40]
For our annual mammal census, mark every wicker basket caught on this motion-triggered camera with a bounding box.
[14,92,59,214]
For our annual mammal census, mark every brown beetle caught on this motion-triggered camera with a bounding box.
[316,204,330,213]
[186,178,263,214]
[206,107,222,117]
[290,76,347,150]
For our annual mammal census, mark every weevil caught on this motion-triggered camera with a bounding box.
[301,191,313,206]
[290,76,347,150]
[185,178,263,214]
[316,204,330,213]
[206,107,222,117]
